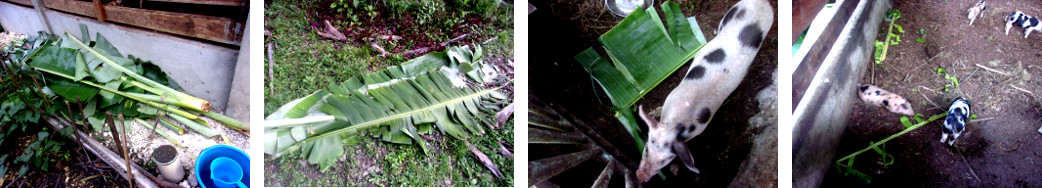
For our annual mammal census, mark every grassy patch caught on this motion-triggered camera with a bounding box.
[264,0,514,186]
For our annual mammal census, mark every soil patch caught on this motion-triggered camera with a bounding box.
[824,1,1042,187]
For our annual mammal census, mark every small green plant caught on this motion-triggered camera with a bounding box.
[936,68,959,91]
[916,29,927,43]
[837,112,946,184]
[874,10,904,65]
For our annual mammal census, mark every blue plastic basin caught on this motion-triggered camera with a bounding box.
[196,145,249,188]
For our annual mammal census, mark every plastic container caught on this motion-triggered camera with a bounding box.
[151,145,184,183]
[210,157,247,188]
[605,0,654,17]
[196,145,249,188]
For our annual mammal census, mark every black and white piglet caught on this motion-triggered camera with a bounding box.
[635,0,773,182]
[968,0,986,25]
[942,98,970,146]
[1005,11,1042,38]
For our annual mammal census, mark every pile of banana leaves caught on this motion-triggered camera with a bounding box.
[2,26,246,143]
[264,45,510,171]
[574,2,707,151]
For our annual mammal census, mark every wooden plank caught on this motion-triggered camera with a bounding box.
[7,0,242,44]
[145,0,243,6]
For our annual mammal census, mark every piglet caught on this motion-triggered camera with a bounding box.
[857,84,915,116]
[635,0,773,182]
[942,98,970,146]
[968,0,986,25]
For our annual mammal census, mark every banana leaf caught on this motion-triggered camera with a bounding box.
[574,2,708,151]
[264,46,506,171]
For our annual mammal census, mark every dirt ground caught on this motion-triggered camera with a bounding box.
[0,127,130,187]
[528,0,778,187]
[823,0,1042,187]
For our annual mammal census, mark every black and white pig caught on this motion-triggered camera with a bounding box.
[635,0,773,182]
[1005,11,1042,38]
[942,98,970,146]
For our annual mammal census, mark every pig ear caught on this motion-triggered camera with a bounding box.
[638,105,659,129]
[672,141,701,174]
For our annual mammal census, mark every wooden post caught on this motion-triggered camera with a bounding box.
[792,0,830,43]
[29,0,54,34]
[92,0,106,21]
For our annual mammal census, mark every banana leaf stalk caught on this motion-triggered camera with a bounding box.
[168,113,219,137]
[158,118,186,135]
[63,32,211,112]
[264,116,336,129]
[130,92,248,132]
[134,118,184,148]
[27,56,200,120]
[203,111,248,131]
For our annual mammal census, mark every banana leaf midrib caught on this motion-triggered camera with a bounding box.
[292,85,505,144]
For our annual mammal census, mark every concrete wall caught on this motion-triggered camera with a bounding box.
[0,2,244,113]
[791,0,891,187]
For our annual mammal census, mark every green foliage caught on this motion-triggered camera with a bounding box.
[264,44,507,171]
[916,28,927,44]
[575,2,709,152]
[900,113,925,128]
[330,0,378,22]
[0,37,73,177]
[385,0,447,25]
[874,9,903,65]
[935,68,959,91]
[836,113,946,184]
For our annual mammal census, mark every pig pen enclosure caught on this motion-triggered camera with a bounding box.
[795,0,1042,187]
[0,0,250,187]
[528,0,778,187]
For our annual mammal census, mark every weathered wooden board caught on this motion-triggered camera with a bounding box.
[7,0,243,44]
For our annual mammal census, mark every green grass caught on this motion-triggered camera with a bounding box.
[264,0,514,186]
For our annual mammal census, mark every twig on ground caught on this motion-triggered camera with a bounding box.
[483,36,499,44]
[267,43,276,94]
[401,33,470,57]
[916,89,941,110]
[968,117,993,124]
[315,20,346,41]
[494,103,514,129]
[975,64,1009,76]
[955,148,981,184]
[918,86,942,94]
[465,140,502,178]
[987,138,1023,152]
[498,141,512,158]
[371,43,390,57]
[1011,84,1034,95]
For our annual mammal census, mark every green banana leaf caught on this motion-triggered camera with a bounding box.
[574,2,708,151]
[264,46,506,171]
